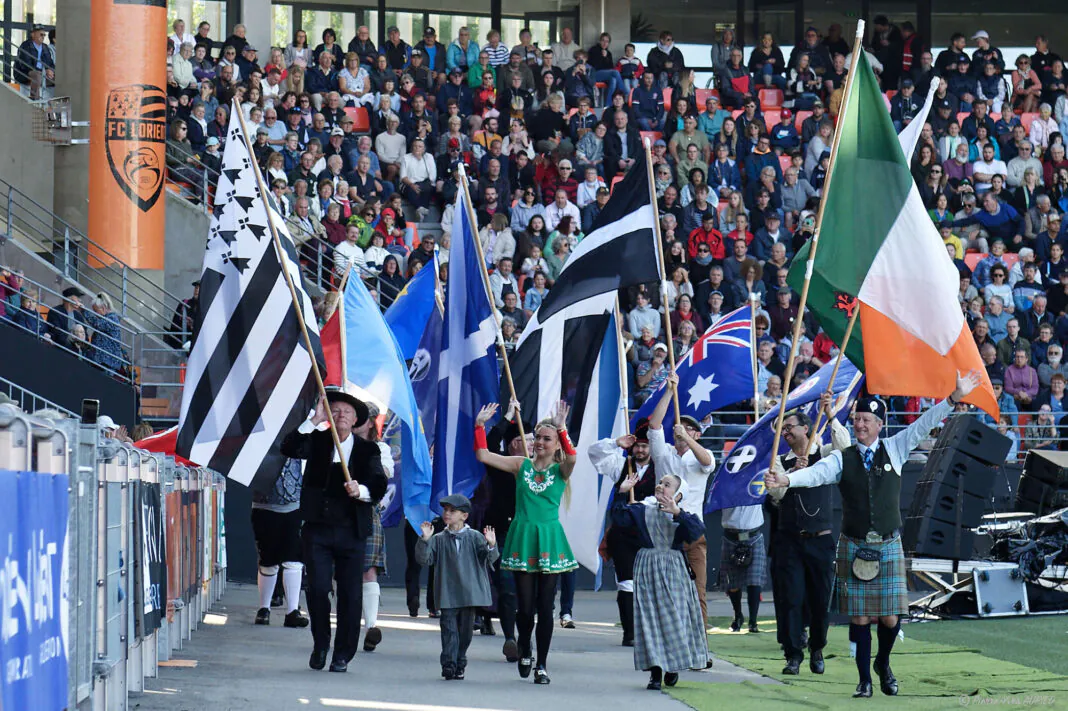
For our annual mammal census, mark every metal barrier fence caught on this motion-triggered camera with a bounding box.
[0,405,226,711]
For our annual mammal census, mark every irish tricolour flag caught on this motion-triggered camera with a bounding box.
[787,50,998,417]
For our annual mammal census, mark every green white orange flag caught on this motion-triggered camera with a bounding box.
[787,50,998,417]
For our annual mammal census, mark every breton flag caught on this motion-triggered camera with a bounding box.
[534,148,661,322]
[786,51,998,417]
[631,304,756,437]
[176,99,324,491]
[433,187,501,505]
[706,358,864,512]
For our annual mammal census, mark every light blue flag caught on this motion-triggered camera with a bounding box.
[384,255,439,360]
[433,187,501,507]
[339,271,433,531]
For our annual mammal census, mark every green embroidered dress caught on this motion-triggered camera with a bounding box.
[501,459,578,573]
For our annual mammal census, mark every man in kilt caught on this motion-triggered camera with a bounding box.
[765,370,982,697]
[589,418,658,647]
[359,403,393,652]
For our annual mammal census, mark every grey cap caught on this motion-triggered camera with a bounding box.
[439,493,472,513]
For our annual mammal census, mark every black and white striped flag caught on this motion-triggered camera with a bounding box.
[176,100,324,491]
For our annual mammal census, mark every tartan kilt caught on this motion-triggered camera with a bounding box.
[718,533,767,589]
[364,506,387,574]
[833,533,908,617]
[633,548,707,673]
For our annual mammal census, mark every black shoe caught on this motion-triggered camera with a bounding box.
[363,626,382,652]
[502,639,519,662]
[874,661,898,696]
[271,593,284,608]
[809,649,825,675]
[622,637,634,647]
[481,618,496,636]
[442,665,455,680]
[664,672,679,687]
[409,608,419,618]
[748,621,760,633]
[782,658,801,675]
[329,658,348,673]
[518,656,534,679]
[454,667,465,681]
[284,609,309,628]
[730,614,745,632]
[648,667,663,690]
[255,607,270,625]
[853,681,873,698]
[428,610,440,619]
[533,666,550,684]
[309,649,328,671]
[647,679,662,691]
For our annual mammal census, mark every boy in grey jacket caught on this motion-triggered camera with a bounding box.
[417,494,498,680]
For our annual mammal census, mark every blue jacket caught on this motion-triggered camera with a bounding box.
[743,151,782,184]
[752,227,794,261]
[447,40,480,73]
[953,205,1022,247]
[564,66,595,100]
[708,159,741,194]
[611,501,704,551]
[631,84,664,121]
[769,123,800,152]
[436,82,474,117]
[305,66,338,96]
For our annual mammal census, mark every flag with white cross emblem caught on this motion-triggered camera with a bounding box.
[176,99,324,492]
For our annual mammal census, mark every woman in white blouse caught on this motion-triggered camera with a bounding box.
[339,52,373,108]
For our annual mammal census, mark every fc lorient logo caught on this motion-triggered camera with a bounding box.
[104,84,168,212]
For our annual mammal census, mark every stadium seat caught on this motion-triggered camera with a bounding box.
[567,107,578,118]
[778,154,793,173]
[628,87,635,105]
[758,88,783,109]
[885,89,898,101]
[695,88,720,107]
[964,253,985,270]
[794,109,812,133]
[610,174,625,193]
[1002,253,1019,269]
[763,109,782,129]
[722,440,737,456]
[640,130,663,146]
[345,106,371,134]
[1020,112,1038,133]
[956,112,970,127]
[662,87,673,106]
[732,109,744,119]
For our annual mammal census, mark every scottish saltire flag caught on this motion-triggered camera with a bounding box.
[381,303,443,528]
[705,358,865,512]
[384,255,439,360]
[632,304,756,438]
[321,270,433,531]
[433,188,500,506]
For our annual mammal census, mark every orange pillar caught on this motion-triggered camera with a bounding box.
[88,0,167,269]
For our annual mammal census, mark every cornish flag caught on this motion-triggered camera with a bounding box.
[176,99,324,492]
[631,304,757,436]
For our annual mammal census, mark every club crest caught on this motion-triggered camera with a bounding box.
[105,84,168,211]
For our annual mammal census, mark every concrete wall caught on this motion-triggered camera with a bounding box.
[0,87,55,213]
[164,191,210,300]
[53,0,92,234]
[579,0,631,53]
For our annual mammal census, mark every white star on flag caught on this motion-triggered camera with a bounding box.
[687,373,719,408]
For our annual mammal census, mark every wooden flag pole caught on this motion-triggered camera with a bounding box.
[232,100,353,483]
[455,165,527,448]
[615,294,631,424]
[750,294,761,422]
[642,137,682,423]
[810,306,860,437]
[769,20,866,463]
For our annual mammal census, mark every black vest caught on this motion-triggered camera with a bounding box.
[838,444,902,539]
[617,458,657,501]
[777,450,834,534]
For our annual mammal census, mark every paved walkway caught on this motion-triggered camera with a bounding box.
[137,585,775,711]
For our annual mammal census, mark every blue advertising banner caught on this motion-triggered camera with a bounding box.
[0,469,70,711]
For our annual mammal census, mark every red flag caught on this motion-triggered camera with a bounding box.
[135,425,196,466]
[321,305,343,388]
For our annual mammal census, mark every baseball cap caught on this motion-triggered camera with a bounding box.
[706,94,720,104]
[764,210,781,220]
[424,26,436,36]
[243,44,257,52]
[449,66,463,75]
[411,48,422,57]
[206,137,219,146]
[653,342,669,353]
[439,493,472,513]
[97,415,119,432]
[654,138,667,147]
[256,126,269,135]
[330,126,345,136]
[780,108,792,119]
[812,99,824,107]
[387,25,399,33]
[596,186,610,196]
[972,30,989,40]
[448,137,460,149]
[937,98,952,110]
[901,78,914,88]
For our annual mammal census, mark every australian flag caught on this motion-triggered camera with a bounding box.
[705,358,865,513]
[632,304,756,437]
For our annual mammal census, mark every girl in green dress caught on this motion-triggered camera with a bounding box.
[475,400,578,685]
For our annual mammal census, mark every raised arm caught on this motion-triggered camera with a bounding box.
[588,435,630,481]
[551,400,578,479]
[674,422,713,467]
[886,369,981,463]
[474,403,527,474]
[648,373,674,430]
[765,449,845,490]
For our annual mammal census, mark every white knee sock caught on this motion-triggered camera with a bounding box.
[282,564,303,614]
[363,581,381,629]
[258,571,277,610]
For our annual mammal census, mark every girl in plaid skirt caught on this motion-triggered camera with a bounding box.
[613,471,708,691]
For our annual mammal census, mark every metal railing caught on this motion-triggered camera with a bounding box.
[0,373,75,415]
[0,402,227,711]
[0,177,187,335]
[0,28,55,96]
[289,223,405,308]
[165,139,221,212]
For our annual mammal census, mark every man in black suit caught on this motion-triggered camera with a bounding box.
[46,286,85,349]
[603,109,642,182]
[281,389,388,673]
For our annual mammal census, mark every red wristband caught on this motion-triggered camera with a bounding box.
[474,425,488,451]
[558,427,576,456]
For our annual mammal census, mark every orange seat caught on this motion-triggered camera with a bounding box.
[758,87,783,109]
[885,89,898,101]
[1020,112,1038,133]
[640,130,663,146]
[628,87,635,105]
[763,109,782,129]
[956,111,970,127]
[1002,252,1019,269]
[793,109,813,133]
[732,109,744,119]
[662,87,673,106]
[964,253,985,270]
[695,88,720,107]
[722,440,737,456]
[610,175,625,193]
[345,106,371,134]
[778,154,793,173]
[567,107,578,118]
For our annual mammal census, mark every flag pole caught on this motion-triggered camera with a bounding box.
[231,100,353,483]
[615,294,631,422]
[643,137,682,423]
[455,164,527,448]
[810,307,859,437]
[750,294,761,422]
[769,20,866,463]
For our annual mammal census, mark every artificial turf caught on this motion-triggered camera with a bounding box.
[667,616,1068,711]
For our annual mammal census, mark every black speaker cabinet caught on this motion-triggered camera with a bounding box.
[914,446,997,499]
[931,414,1013,466]
[1014,475,1068,515]
[910,478,989,529]
[904,515,976,559]
[1021,450,1068,488]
